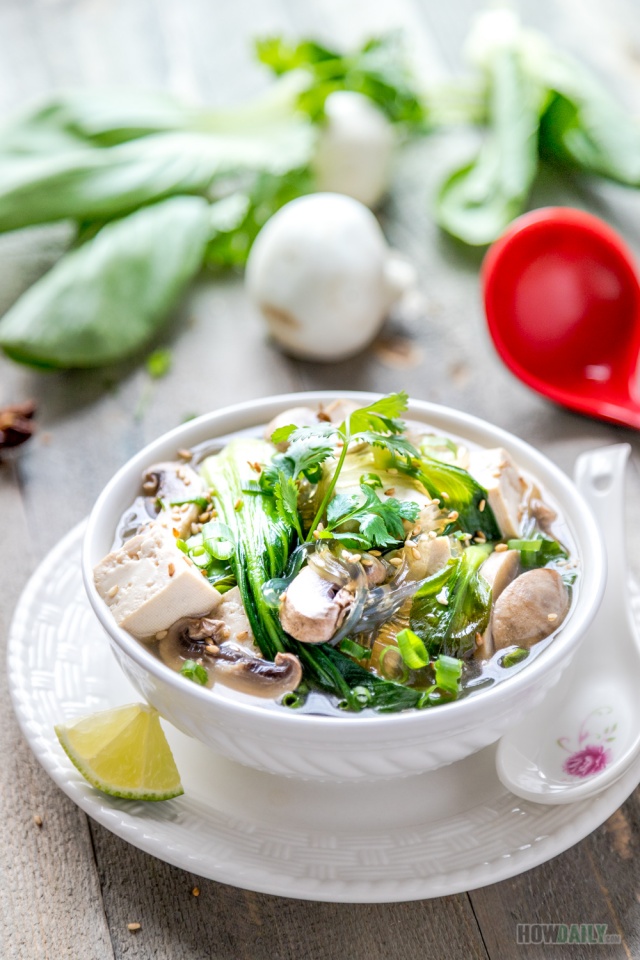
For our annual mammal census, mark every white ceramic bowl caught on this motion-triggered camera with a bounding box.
[83,391,605,781]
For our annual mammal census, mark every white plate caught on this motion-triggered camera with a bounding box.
[9,523,640,903]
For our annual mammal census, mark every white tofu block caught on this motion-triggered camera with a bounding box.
[94,525,221,638]
[468,447,525,539]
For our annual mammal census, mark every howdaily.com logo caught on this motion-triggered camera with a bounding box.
[516,923,621,945]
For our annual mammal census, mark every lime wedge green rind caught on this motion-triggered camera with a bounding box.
[54,703,184,802]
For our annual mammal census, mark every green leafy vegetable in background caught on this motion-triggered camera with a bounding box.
[436,42,544,246]
[256,34,427,125]
[0,196,211,368]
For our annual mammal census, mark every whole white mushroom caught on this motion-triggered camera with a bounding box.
[313,91,394,208]
[245,193,416,362]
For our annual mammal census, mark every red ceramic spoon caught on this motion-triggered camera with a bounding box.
[482,207,640,429]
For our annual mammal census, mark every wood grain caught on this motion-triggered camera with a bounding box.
[2,0,640,957]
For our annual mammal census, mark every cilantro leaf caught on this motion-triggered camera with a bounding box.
[355,430,419,463]
[347,391,409,435]
[325,482,420,549]
[273,471,304,540]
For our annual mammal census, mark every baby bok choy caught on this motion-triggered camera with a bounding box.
[201,437,422,712]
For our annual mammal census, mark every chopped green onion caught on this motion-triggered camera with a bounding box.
[360,472,383,488]
[338,638,368,660]
[202,520,235,561]
[507,538,543,552]
[434,654,463,697]
[282,691,304,709]
[180,660,208,685]
[146,348,172,379]
[352,685,372,705]
[170,496,210,511]
[396,628,430,669]
[500,647,530,668]
[378,645,410,683]
[155,497,167,511]
[175,539,188,554]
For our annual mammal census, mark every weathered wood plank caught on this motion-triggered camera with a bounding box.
[0,461,114,960]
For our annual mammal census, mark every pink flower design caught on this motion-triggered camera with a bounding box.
[563,744,611,778]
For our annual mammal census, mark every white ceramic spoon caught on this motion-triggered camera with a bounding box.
[496,443,640,804]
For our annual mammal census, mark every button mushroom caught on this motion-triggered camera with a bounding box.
[491,568,570,650]
[158,616,302,698]
[475,548,520,658]
[279,565,354,643]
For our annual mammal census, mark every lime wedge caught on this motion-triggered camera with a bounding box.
[55,703,184,801]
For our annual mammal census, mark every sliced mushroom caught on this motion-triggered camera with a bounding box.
[404,535,451,581]
[210,646,302,698]
[141,460,207,539]
[158,615,302,698]
[529,497,558,536]
[492,568,570,651]
[279,565,354,643]
[159,615,230,685]
[475,549,520,659]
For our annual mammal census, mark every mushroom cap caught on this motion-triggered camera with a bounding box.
[279,565,354,644]
[491,568,570,650]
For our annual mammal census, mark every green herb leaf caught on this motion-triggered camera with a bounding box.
[325,482,420,549]
[273,470,304,541]
[146,348,172,379]
[0,196,211,368]
[347,391,409,435]
[404,455,501,539]
[180,660,209,685]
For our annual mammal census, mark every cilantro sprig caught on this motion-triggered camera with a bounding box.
[263,392,419,543]
[317,482,420,549]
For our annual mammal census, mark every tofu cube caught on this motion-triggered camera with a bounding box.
[94,524,221,638]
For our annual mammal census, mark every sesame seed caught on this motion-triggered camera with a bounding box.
[348,554,362,564]
[198,512,210,523]
[440,491,450,500]
[172,527,180,538]
[312,530,321,539]
[33,814,43,827]
[192,887,200,897]
[210,509,218,518]
[234,498,244,511]
[205,644,218,655]
[390,557,403,567]
[428,530,437,539]
[405,539,416,548]
[127,923,141,932]
[236,630,249,641]
[178,449,193,461]
[448,510,459,521]
[369,550,382,556]
[107,584,119,598]
[479,499,486,512]
[548,613,558,622]
[411,547,421,561]
[155,630,168,640]
[412,526,421,537]
[384,487,396,496]
[222,627,231,639]
[316,522,324,532]
[494,543,508,552]
[168,563,175,577]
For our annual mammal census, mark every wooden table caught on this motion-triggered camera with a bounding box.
[3,0,640,957]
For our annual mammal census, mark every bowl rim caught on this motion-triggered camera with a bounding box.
[82,390,606,733]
